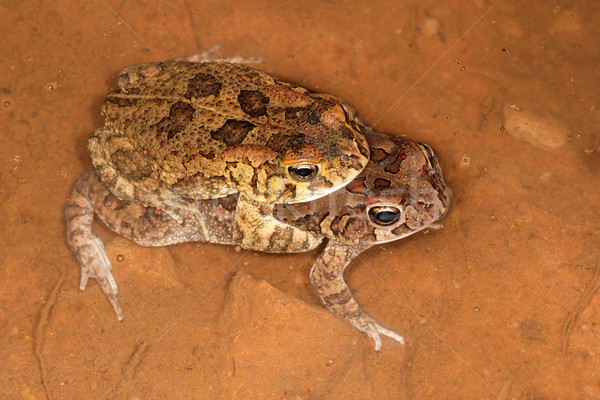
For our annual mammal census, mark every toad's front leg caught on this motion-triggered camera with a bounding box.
[65,171,123,320]
[310,241,405,351]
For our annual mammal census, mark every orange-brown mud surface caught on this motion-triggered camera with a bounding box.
[2,1,599,399]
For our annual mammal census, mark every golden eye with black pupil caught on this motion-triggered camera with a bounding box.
[368,206,403,226]
[288,164,319,182]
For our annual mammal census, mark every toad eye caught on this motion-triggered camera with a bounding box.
[287,164,319,182]
[367,206,403,226]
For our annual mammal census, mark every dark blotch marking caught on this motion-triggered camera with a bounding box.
[345,177,367,194]
[373,178,391,190]
[343,217,368,238]
[370,148,389,162]
[238,90,269,118]
[384,150,406,174]
[339,153,367,172]
[154,101,195,139]
[282,183,296,199]
[267,227,293,251]
[184,73,222,99]
[277,207,321,233]
[329,215,342,236]
[249,169,259,190]
[284,107,304,121]
[322,287,353,307]
[210,119,255,147]
[202,150,216,160]
[392,224,410,236]
[307,106,321,126]
[103,193,130,211]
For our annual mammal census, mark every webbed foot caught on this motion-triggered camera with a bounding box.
[310,241,406,351]
[77,234,123,321]
[66,171,124,321]
[351,316,405,351]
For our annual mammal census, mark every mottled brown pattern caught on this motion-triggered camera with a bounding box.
[373,178,391,189]
[264,82,312,107]
[109,149,153,180]
[210,119,256,147]
[345,177,367,194]
[284,107,305,121]
[154,101,195,139]
[383,149,406,174]
[184,73,222,98]
[68,67,450,351]
[369,148,389,163]
[89,60,370,222]
[237,89,269,117]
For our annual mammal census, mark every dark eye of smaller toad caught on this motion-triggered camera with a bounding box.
[368,206,403,226]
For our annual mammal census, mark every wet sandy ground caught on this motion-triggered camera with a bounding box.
[2,0,599,399]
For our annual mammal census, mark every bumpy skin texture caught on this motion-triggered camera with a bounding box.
[271,131,450,349]
[273,130,449,245]
[66,130,450,350]
[89,61,370,221]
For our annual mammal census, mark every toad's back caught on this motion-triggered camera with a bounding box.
[89,61,370,213]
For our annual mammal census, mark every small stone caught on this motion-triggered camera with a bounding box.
[502,103,569,150]
[459,154,471,168]
[421,17,441,38]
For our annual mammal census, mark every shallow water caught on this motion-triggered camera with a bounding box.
[1,0,599,398]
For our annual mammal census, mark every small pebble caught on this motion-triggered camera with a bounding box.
[459,154,471,168]
[502,103,568,150]
[421,17,441,38]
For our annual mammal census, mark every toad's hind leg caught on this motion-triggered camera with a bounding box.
[65,171,123,320]
[310,241,405,351]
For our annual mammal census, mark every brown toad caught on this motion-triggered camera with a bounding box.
[66,129,450,350]
[89,61,370,221]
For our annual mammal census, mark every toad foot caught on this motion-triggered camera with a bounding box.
[351,316,405,351]
[65,172,123,321]
[310,242,406,351]
[77,235,123,321]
